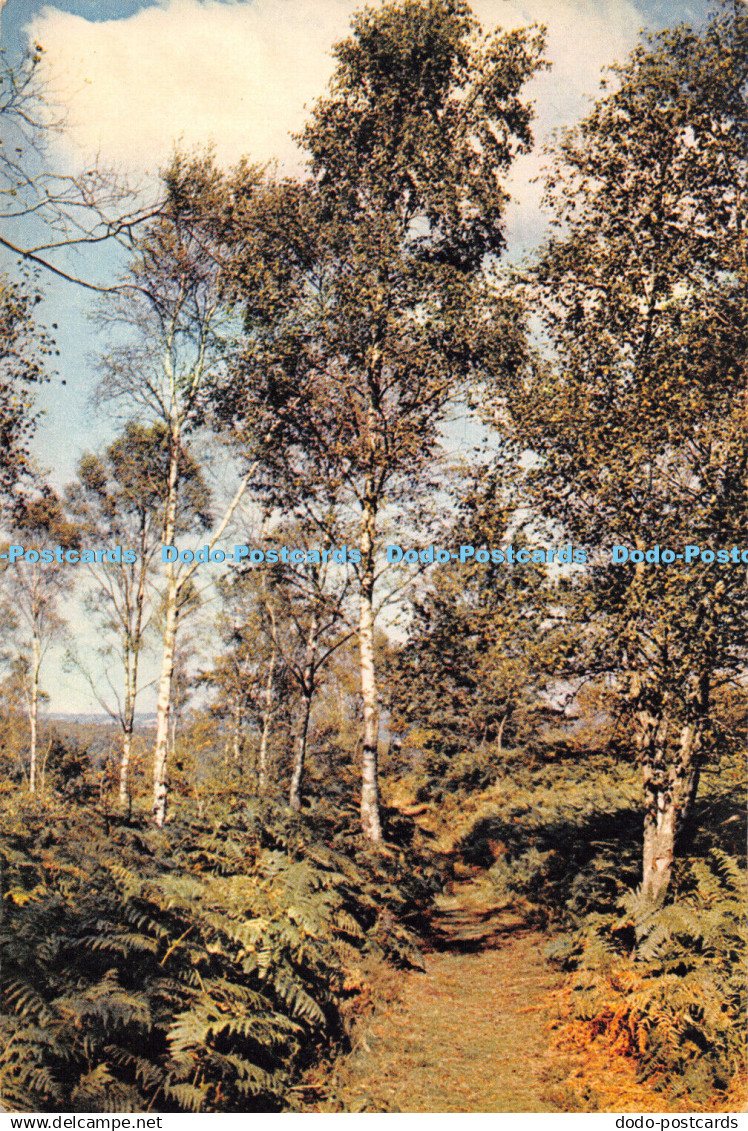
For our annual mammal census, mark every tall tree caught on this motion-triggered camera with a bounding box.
[220,0,545,839]
[96,155,252,826]
[493,2,748,902]
[66,422,210,809]
[0,264,53,792]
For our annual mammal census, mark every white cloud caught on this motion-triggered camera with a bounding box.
[32,0,641,181]
[30,0,643,263]
[32,0,361,174]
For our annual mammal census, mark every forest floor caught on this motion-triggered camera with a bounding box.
[304,932,562,1113]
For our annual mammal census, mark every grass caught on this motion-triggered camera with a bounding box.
[299,934,562,1112]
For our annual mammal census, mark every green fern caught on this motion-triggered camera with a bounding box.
[552,851,747,1103]
[0,797,426,1112]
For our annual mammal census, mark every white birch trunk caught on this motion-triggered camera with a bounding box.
[637,673,707,907]
[119,725,133,810]
[119,649,138,809]
[152,568,178,827]
[28,633,40,794]
[641,719,703,906]
[120,516,149,810]
[359,491,382,841]
[289,611,318,811]
[152,424,181,828]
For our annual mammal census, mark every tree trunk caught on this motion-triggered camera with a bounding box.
[152,425,181,828]
[28,633,41,794]
[359,490,382,841]
[119,723,133,811]
[119,647,138,809]
[152,570,178,827]
[258,651,275,794]
[289,690,313,811]
[289,612,318,811]
[637,673,707,906]
[120,512,149,811]
[641,781,677,907]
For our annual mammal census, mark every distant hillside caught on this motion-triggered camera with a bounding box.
[48,713,158,727]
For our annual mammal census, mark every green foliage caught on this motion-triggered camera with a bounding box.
[464,755,643,923]
[70,421,212,544]
[550,850,747,1104]
[0,798,424,1112]
[41,731,92,799]
[457,751,745,925]
[0,270,52,504]
[387,474,557,759]
[485,0,748,902]
[423,745,744,1101]
[192,0,548,839]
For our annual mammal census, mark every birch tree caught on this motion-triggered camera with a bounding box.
[494,1,748,903]
[66,422,210,809]
[219,0,545,839]
[96,155,251,827]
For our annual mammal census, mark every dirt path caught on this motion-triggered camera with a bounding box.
[323,933,561,1113]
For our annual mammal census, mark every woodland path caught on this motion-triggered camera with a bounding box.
[320,933,562,1113]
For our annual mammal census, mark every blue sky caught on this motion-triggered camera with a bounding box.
[0,0,714,711]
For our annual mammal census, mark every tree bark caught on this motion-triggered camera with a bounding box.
[120,512,148,810]
[289,611,318,811]
[119,643,139,809]
[152,424,181,828]
[152,569,178,827]
[119,723,133,811]
[637,673,707,906]
[359,490,382,841]
[26,633,41,791]
[257,651,275,794]
[28,633,40,794]
[289,690,313,811]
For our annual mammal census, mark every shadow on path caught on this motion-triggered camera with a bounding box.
[323,933,561,1112]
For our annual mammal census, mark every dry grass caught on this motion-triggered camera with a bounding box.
[545,984,748,1114]
[298,933,747,1114]
[301,933,562,1112]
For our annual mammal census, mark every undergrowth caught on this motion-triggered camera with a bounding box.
[547,849,747,1108]
[0,797,427,1113]
[410,748,747,1109]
